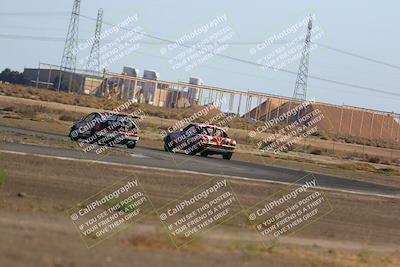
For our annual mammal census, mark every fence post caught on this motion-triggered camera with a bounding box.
[380,115,385,139]
[47,65,52,89]
[370,113,375,138]
[359,110,365,137]
[35,68,40,88]
[338,107,344,134]
[349,108,354,135]
[237,93,242,117]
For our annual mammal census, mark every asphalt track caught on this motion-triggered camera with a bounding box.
[0,125,399,197]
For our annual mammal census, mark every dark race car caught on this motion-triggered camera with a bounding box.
[163,123,236,160]
[68,112,139,149]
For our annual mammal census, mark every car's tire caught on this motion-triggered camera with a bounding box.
[188,150,196,156]
[164,143,170,152]
[96,139,104,146]
[88,129,97,144]
[126,142,136,149]
[69,129,79,141]
[164,137,173,152]
[222,152,233,160]
[200,151,208,157]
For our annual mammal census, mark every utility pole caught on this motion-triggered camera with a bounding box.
[59,0,81,92]
[293,15,313,100]
[61,0,81,72]
[86,8,103,73]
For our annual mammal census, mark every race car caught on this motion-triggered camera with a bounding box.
[163,123,236,160]
[68,112,139,149]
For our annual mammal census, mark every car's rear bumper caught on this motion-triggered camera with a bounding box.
[85,132,139,143]
[203,145,235,154]
[112,135,139,142]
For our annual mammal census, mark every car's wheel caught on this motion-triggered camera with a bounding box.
[88,129,97,144]
[164,143,170,152]
[187,150,196,156]
[164,137,173,152]
[69,129,79,141]
[126,142,136,149]
[222,152,233,160]
[200,151,208,157]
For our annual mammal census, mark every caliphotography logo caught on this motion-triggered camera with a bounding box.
[160,13,236,72]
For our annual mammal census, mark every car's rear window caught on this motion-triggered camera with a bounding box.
[201,127,227,137]
[107,116,137,131]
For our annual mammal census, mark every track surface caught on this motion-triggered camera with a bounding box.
[1,125,399,197]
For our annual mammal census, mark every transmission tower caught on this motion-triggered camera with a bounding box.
[293,15,313,100]
[60,0,81,71]
[86,8,103,73]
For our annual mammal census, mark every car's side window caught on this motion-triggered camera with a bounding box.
[215,129,224,137]
[185,126,197,135]
[201,127,209,135]
[182,124,193,132]
[84,113,96,122]
[215,129,227,137]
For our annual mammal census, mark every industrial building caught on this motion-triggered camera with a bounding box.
[23,64,103,94]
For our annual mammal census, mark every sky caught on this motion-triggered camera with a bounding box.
[1,0,399,113]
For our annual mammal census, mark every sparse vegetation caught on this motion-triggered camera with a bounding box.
[59,113,83,121]
[367,155,381,164]
[310,149,323,155]
[357,249,373,263]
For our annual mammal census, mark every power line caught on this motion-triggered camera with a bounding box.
[0,12,68,16]
[0,34,284,45]
[1,12,399,98]
[68,14,400,98]
[2,11,400,69]
[4,31,397,98]
[0,34,66,42]
[314,42,400,71]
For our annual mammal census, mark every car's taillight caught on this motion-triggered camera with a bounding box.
[118,131,138,136]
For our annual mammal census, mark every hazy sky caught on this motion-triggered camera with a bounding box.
[1,0,399,113]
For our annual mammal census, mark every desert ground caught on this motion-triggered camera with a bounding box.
[1,152,399,267]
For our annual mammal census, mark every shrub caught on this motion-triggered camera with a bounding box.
[310,149,322,155]
[59,113,82,121]
[367,155,380,164]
